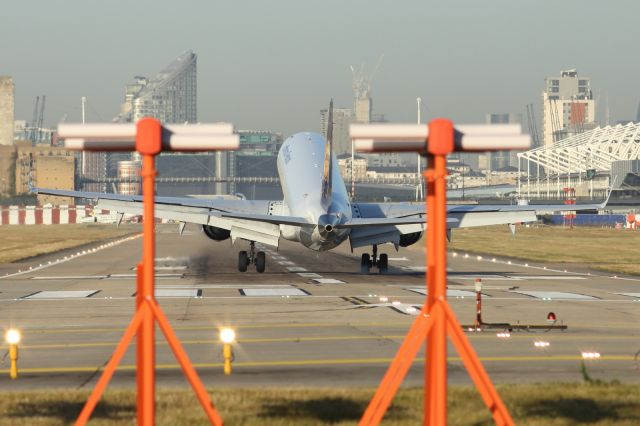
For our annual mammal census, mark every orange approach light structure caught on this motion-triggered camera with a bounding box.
[58,119,239,426]
[351,120,528,426]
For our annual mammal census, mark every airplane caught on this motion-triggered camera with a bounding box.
[36,101,608,274]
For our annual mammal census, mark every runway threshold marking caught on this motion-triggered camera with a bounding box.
[240,288,310,296]
[513,291,598,300]
[3,355,635,375]
[21,290,100,299]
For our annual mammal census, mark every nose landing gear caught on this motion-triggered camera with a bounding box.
[238,241,266,273]
[361,244,388,274]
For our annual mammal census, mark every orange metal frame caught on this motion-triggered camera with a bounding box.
[359,119,514,426]
[75,118,224,426]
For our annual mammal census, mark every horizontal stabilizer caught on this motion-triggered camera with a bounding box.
[337,217,457,228]
[217,212,313,227]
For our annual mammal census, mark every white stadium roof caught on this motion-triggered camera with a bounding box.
[518,122,640,175]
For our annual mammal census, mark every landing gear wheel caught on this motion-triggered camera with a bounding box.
[238,251,248,272]
[256,251,266,273]
[361,253,371,274]
[378,253,388,274]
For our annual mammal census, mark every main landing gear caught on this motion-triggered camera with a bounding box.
[238,241,266,273]
[361,244,388,274]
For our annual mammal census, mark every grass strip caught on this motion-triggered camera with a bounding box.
[0,384,638,425]
[0,224,140,264]
[448,225,640,275]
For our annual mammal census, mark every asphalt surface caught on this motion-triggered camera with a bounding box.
[1,224,639,391]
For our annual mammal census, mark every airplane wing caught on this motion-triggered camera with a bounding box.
[33,188,293,248]
[349,195,608,249]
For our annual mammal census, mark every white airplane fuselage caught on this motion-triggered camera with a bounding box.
[276,132,352,251]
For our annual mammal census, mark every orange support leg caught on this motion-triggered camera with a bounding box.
[136,263,144,425]
[147,299,224,426]
[359,308,435,426]
[75,306,146,426]
[443,303,514,426]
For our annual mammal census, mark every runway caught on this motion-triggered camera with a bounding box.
[1,224,639,390]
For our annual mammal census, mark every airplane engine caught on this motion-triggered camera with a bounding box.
[399,231,423,247]
[202,225,231,241]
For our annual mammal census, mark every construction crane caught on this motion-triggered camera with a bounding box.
[548,97,562,143]
[526,104,540,147]
[350,54,384,101]
[29,96,40,144]
[28,95,46,145]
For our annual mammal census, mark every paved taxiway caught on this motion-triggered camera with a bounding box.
[0,224,639,390]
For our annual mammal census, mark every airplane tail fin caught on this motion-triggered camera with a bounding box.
[321,99,334,205]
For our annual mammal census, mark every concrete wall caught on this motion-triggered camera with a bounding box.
[0,76,14,146]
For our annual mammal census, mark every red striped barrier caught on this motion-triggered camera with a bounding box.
[0,205,128,225]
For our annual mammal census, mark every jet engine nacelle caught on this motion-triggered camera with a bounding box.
[202,225,231,241]
[399,231,423,247]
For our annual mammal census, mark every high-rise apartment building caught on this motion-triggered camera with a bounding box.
[542,69,595,147]
[116,50,197,124]
[104,51,198,193]
[320,107,353,156]
[483,113,522,170]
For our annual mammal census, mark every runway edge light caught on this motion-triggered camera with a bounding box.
[5,328,21,379]
[219,328,236,375]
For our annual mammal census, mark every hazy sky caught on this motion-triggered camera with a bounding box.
[2,1,638,136]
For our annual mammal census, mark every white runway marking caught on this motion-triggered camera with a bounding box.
[615,293,640,299]
[297,272,322,278]
[22,290,100,299]
[312,278,345,284]
[450,274,586,281]
[156,284,293,289]
[108,273,184,279]
[154,266,188,271]
[286,266,308,272]
[513,276,587,280]
[406,288,486,298]
[450,275,519,281]
[32,275,108,280]
[277,261,295,266]
[388,257,409,261]
[240,288,309,297]
[154,289,201,298]
[404,266,426,272]
[513,291,597,300]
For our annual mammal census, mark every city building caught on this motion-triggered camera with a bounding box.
[0,76,14,146]
[542,69,596,147]
[0,145,15,196]
[115,50,197,124]
[232,131,283,199]
[13,141,75,205]
[337,154,367,181]
[482,113,523,170]
[102,51,199,194]
[320,107,353,156]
